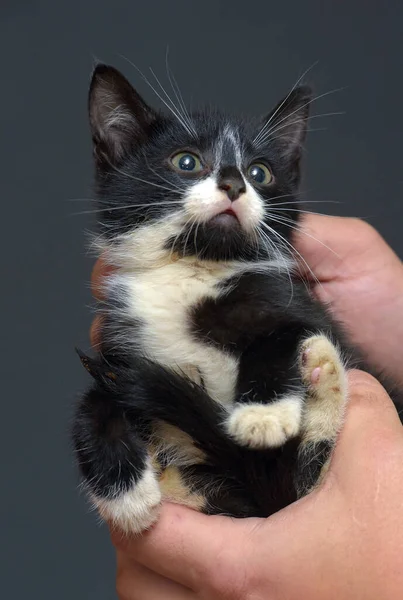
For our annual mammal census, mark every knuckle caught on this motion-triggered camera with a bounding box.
[347,384,396,424]
[350,386,383,408]
[348,218,379,243]
[348,371,389,408]
[115,553,143,600]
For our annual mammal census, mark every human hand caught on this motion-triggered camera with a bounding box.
[112,370,403,600]
[294,215,403,387]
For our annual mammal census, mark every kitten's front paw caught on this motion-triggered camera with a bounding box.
[225,396,303,449]
[91,467,162,535]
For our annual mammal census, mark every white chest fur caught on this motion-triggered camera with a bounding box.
[120,259,239,405]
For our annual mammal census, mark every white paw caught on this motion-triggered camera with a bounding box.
[299,334,348,444]
[300,334,347,398]
[225,396,303,449]
[91,467,162,535]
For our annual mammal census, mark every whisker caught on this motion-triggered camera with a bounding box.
[165,47,196,136]
[251,226,262,260]
[257,111,344,146]
[269,199,341,207]
[270,206,369,222]
[72,199,184,216]
[168,214,194,259]
[149,66,196,137]
[251,192,305,206]
[119,54,195,137]
[107,160,184,193]
[183,216,198,257]
[193,218,202,257]
[66,197,98,203]
[265,214,341,258]
[269,207,327,216]
[142,153,186,193]
[256,88,345,148]
[257,225,295,306]
[260,220,323,293]
[264,127,329,146]
[254,61,319,145]
[257,226,288,268]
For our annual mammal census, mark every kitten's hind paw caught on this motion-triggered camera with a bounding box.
[225,396,303,449]
[300,334,347,403]
[295,334,348,497]
[91,467,162,535]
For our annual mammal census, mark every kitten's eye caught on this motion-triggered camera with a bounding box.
[171,152,203,173]
[247,163,272,185]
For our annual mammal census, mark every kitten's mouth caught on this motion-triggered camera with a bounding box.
[210,208,240,228]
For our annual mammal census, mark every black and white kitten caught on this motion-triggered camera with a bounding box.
[73,65,394,534]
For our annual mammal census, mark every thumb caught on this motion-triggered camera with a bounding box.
[330,369,402,476]
[110,503,260,591]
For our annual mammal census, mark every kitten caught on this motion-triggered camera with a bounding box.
[72,65,393,534]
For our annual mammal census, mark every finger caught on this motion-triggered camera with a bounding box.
[111,504,259,591]
[91,255,114,300]
[331,370,402,473]
[344,369,401,437]
[90,255,112,348]
[116,552,195,600]
[292,214,355,280]
[293,214,398,282]
[90,315,102,348]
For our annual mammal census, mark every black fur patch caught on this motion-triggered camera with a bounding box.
[294,439,333,498]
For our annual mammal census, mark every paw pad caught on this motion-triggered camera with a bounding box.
[311,366,321,384]
[299,334,346,399]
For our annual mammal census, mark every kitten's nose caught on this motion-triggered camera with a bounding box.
[217,167,246,201]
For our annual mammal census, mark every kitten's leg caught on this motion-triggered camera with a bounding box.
[294,334,348,497]
[225,395,303,449]
[73,386,161,535]
[225,336,305,449]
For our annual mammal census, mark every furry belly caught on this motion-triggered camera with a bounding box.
[120,261,240,405]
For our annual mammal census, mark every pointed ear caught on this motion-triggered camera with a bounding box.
[88,64,157,166]
[263,85,312,160]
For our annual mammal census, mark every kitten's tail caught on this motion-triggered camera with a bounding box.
[75,349,237,463]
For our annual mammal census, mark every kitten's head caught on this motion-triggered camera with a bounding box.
[89,65,311,264]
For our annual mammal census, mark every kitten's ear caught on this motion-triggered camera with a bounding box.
[88,64,157,165]
[263,85,312,160]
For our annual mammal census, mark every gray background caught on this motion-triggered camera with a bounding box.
[1,1,402,598]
